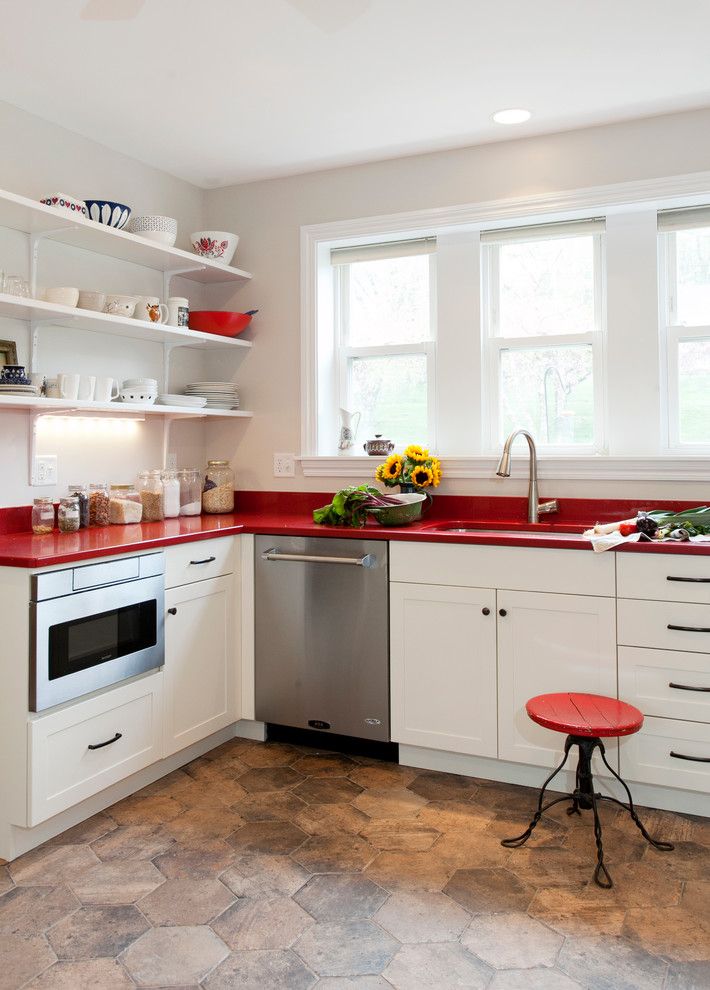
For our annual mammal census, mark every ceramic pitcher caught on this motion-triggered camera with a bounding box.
[338,408,361,450]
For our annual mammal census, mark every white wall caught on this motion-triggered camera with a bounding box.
[204,107,710,500]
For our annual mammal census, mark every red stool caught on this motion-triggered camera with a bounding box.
[501,692,674,888]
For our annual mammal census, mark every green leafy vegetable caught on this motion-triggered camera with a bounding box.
[648,506,710,535]
[313,485,402,527]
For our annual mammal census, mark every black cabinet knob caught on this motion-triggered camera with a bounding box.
[167,607,178,616]
[482,607,490,616]
[499,608,507,617]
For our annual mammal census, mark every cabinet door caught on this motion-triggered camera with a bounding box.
[164,575,237,756]
[497,590,617,767]
[390,582,497,756]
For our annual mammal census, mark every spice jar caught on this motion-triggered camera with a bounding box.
[89,482,110,527]
[137,470,164,522]
[202,460,235,514]
[109,485,143,525]
[162,469,180,518]
[32,497,55,535]
[179,468,203,516]
[67,483,89,528]
[58,495,80,533]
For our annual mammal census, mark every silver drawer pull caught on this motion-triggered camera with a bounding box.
[88,732,122,751]
[262,549,376,568]
[670,750,710,764]
[190,556,217,565]
[669,681,710,693]
[667,624,710,633]
[667,575,710,583]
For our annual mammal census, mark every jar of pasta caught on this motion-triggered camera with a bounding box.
[89,483,110,527]
[32,497,55,535]
[202,460,235,514]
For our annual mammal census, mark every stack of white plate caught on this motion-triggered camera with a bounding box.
[184,381,240,410]
[156,394,207,408]
[0,383,40,397]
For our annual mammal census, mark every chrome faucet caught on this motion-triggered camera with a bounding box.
[496,429,559,524]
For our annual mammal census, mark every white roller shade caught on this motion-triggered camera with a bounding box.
[658,207,710,232]
[481,217,605,245]
[330,236,436,266]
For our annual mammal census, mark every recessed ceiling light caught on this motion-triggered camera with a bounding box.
[492,108,532,125]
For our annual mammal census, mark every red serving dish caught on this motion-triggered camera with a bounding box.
[188,310,255,337]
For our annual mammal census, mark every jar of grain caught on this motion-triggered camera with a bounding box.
[32,497,55,535]
[162,469,180,518]
[67,483,89,528]
[179,468,202,516]
[89,482,110,527]
[58,496,80,533]
[137,470,164,522]
[202,460,235,514]
[109,485,143,525]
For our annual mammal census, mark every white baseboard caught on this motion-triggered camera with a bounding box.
[233,718,266,741]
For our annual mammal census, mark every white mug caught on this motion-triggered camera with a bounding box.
[78,375,96,401]
[94,376,119,402]
[134,295,168,324]
[166,296,189,327]
[58,373,80,400]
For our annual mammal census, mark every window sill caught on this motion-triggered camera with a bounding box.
[300,454,710,482]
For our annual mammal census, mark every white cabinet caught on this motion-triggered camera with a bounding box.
[619,716,710,792]
[390,582,497,756]
[496,590,617,767]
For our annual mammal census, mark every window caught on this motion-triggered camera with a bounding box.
[660,208,710,446]
[331,238,436,448]
[482,220,605,449]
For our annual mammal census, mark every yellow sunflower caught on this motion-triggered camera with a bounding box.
[411,465,434,487]
[382,453,403,480]
[431,457,442,488]
[404,444,429,463]
[374,464,387,482]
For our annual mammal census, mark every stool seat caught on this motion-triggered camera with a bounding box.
[526,692,643,738]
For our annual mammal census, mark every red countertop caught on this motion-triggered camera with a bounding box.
[1,491,709,568]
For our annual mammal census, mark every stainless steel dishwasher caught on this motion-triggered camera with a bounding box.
[254,535,390,741]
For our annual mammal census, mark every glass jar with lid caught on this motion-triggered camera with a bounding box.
[162,469,180,518]
[178,468,202,516]
[89,482,110,527]
[109,484,143,524]
[137,469,164,522]
[67,483,89,528]
[58,496,80,533]
[202,460,235,514]
[32,497,55,535]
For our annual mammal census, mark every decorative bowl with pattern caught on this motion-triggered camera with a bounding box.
[39,194,87,217]
[83,199,132,229]
[190,230,239,266]
[126,215,178,247]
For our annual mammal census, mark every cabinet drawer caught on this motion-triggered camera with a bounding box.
[28,674,163,825]
[618,553,710,604]
[618,598,710,653]
[165,536,235,589]
[620,716,710,792]
[618,647,710,723]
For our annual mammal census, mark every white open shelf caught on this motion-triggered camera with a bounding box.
[0,394,252,419]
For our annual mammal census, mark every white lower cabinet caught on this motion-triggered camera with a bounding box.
[390,582,497,756]
[619,716,710,792]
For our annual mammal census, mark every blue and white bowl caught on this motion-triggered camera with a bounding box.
[84,199,131,229]
[0,365,31,385]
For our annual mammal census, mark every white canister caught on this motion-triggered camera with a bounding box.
[166,297,189,327]
[162,470,180,518]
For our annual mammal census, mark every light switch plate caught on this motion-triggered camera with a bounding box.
[273,453,296,478]
[33,454,58,486]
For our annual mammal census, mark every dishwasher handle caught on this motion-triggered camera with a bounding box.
[261,548,378,568]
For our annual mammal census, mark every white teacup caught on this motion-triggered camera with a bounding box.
[94,376,119,402]
[104,294,137,318]
[44,286,79,308]
[78,375,96,401]
[78,290,107,312]
[58,373,80,400]
[133,295,168,324]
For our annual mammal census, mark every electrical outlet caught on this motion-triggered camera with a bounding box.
[273,453,296,478]
[33,455,58,487]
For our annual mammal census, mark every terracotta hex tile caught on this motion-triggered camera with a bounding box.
[382,942,492,990]
[220,854,310,899]
[292,754,358,777]
[228,821,308,855]
[430,830,512,871]
[153,839,236,879]
[203,948,316,990]
[561,822,644,864]
[0,932,57,989]
[9,844,100,886]
[91,825,175,862]
[138,877,235,926]
[488,969,584,990]
[22,958,135,989]
[486,810,568,847]
[239,766,305,793]
[231,791,307,822]
[416,800,495,832]
[471,779,554,814]
[500,844,599,886]
[364,851,452,892]
[184,755,247,781]
[46,812,116,846]
[160,805,244,844]
[212,895,314,950]
[121,926,229,985]
[314,979,391,989]
[665,961,710,989]
[352,788,427,820]
[629,807,706,845]
[642,840,710,882]
[528,885,627,938]
[294,920,398,977]
[0,884,79,935]
[203,737,255,764]
[294,803,370,837]
[461,910,563,968]
[568,860,683,909]
[558,936,669,989]
[69,860,165,904]
[407,771,479,802]
[136,768,193,797]
[293,834,376,874]
[360,818,439,852]
[0,867,12,897]
[348,764,418,790]
[623,906,710,962]
[443,867,536,914]
[295,777,364,805]
[294,874,388,923]
[109,793,184,825]
[47,904,149,959]
[240,742,302,768]
[681,879,710,915]
[374,890,470,943]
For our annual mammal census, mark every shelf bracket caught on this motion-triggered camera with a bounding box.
[29,228,70,299]
[28,319,57,375]
[163,265,206,299]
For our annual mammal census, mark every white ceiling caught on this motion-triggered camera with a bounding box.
[2,0,710,188]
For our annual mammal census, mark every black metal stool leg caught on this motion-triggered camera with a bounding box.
[501,736,575,848]
[590,785,613,888]
[596,744,675,852]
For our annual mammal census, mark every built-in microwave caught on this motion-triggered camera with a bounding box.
[29,553,165,712]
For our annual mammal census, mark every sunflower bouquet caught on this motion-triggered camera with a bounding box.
[375,444,442,489]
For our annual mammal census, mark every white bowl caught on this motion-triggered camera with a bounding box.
[127,215,178,247]
[44,286,79,308]
[77,290,106,312]
[122,378,158,388]
[104,294,138,318]
[39,194,87,218]
[119,388,157,404]
[190,230,239,266]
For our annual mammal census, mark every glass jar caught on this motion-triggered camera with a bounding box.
[179,468,203,516]
[137,469,164,522]
[67,483,89,528]
[32,497,55,535]
[162,469,180,518]
[58,496,80,533]
[202,460,235,514]
[89,482,110,527]
[109,484,143,525]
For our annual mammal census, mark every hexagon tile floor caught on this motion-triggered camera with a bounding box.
[0,739,708,989]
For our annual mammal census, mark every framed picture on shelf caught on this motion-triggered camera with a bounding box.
[0,340,18,368]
